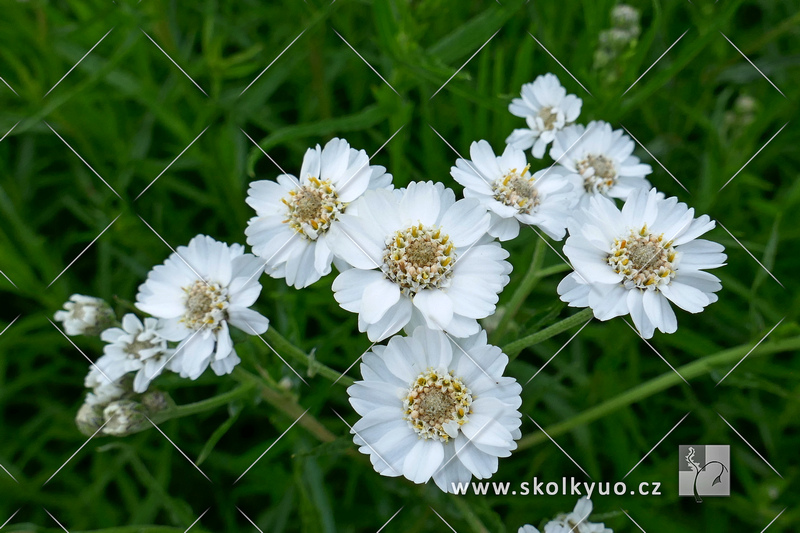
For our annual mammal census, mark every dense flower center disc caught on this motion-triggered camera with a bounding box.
[383,224,456,294]
[283,177,343,240]
[493,166,539,214]
[607,226,677,289]
[578,154,617,194]
[403,369,473,442]
[182,280,230,330]
[537,106,558,130]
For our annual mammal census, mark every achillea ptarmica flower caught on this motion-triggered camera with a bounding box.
[135,235,269,380]
[328,181,511,341]
[97,314,172,393]
[84,366,128,407]
[506,73,582,158]
[245,138,392,289]
[552,497,612,533]
[54,294,115,336]
[557,189,726,338]
[347,327,522,492]
[549,121,651,203]
[519,524,570,533]
[451,140,580,241]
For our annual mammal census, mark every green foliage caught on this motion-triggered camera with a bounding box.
[1,0,799,531]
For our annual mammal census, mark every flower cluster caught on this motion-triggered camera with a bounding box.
[56,70,725,501]
[520,497,612,533]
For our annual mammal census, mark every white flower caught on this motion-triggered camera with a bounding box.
[558,189,726,338]
[347,327,522,492]
[451,140,580,241]
[552,497,612,533]
[97,314,172,393]
[84,366,127,407]
[506,73,582,158]
[549,121,652,203]
[327,181,511,341]
[519,524,571,533]
[135,234,269,380]
[54,294,114,336]
[245,138,392,289]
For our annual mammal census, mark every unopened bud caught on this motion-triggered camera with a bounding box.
[76,402,105,436]
[102,400,147,436]
[54,294,115,336]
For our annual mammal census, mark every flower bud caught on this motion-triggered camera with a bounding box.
[141,390,172,414]
[102,400,147,436]
[54,294,115,336]
[76,402,105,436]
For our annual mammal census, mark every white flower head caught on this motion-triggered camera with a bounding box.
[347,327,522,492]
[549,121,652,203]
[328,181,512,341]
[506,73,583,158]
[519,524,572,533]
[558,188,726,338]
[84,366,128,407]
[553,497,612,533]
[54,294,115,336]
[245,138,392,289]
[97,314,172,393]
[451,140,580,241]
[135,234,269,380]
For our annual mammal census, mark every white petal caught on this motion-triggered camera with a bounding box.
[360,278,402,324]
[403,439,444,483]
[412,290,454,330]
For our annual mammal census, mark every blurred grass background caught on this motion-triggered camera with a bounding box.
[1,0,799,531]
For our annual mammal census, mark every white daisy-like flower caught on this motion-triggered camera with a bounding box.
[558,188,726,339]
[519,524,571,533]
[549,121,652,203]
[135,235,269,380]
[245,138,392,289]
[451,140,580,241]
[506,73,582,159]
[327,181,511,341]
[347,327,522,493]
[84,366,127,407]
[97,314,172,393]
[552,497,612,533]
[54,294,114,336]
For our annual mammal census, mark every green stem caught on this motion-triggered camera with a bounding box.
[517,335,800,451]
[262,327,354,387]
[492,240,547,342]
[503,307,594,358]
[150,382,257,424]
